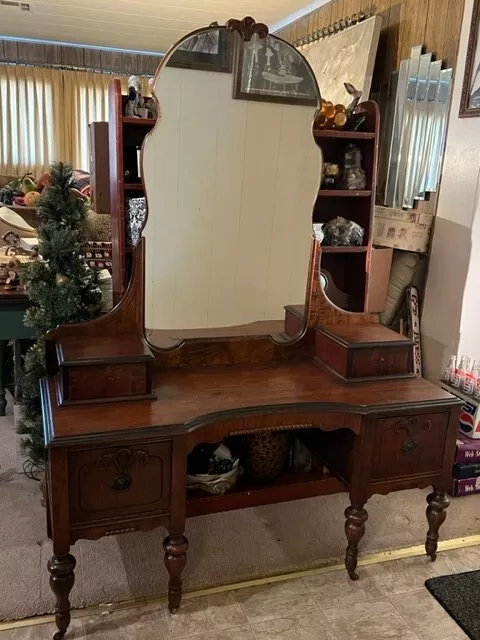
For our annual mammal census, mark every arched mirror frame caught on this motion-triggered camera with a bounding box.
[137,18,327,352]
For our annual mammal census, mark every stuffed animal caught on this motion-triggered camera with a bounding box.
[125,75,144,118]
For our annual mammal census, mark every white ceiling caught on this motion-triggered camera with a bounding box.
[0,0,327,53]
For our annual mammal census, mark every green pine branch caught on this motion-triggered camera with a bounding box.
[18,162,102,472]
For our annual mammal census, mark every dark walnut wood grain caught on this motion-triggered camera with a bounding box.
[315,325,414,381]
[48,553,76,640]
[225,16,268,40]
[426,489,450,561]
[68,441,171,526]
[41,68,463,639]
[345,505,368,580]
[43,366,457,442]
[164,535,189,613]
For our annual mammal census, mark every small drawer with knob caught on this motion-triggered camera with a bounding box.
[315,325,414,381]
[371,413,449,481]
[68,441,172,526]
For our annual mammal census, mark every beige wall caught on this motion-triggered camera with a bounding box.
[422,0,479,378]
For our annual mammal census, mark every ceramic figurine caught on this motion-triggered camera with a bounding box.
[322,163,341,189]
[343,143,367,190]
[345,82,362,118]
[322,216,365,246]
[5,257,22,289]
[314,84,362,131]
[125,75,144,118]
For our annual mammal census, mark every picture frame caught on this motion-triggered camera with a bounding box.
[167,27,233,74]
[460,0,480,117]
[233,35,318,106]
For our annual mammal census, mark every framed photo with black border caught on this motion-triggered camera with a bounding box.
[460,0,480,117]
[233,35,318,106]
[167,28,233,74]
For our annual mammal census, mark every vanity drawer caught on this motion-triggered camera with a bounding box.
[371,413,449,480]
[69,441,172,525]
[350,346,411,378]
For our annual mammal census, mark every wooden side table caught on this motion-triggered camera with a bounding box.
[0,287,34,415]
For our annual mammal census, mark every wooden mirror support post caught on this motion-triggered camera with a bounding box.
[40,19,461,640]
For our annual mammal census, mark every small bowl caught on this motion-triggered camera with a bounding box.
[187,459,241,496]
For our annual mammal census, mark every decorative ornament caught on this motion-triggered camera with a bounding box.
[125,75,145,118]
[244,432,290,482]
[322,216,365,246]
[322,163,341,189]
[343,143,367,190]
[56,273,67,286]
[225,16,268,41]
[5,257,21,289]
[314,84,362,131]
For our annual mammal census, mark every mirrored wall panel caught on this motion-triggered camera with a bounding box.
[383,45,453,209]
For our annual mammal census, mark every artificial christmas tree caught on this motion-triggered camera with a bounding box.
[17,162,101,474]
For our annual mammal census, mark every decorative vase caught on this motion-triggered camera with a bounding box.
[244,431,290,482]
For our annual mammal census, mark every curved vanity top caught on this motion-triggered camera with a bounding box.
[42,362,460,444]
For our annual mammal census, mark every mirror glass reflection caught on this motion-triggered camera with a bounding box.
[141,28,322,347]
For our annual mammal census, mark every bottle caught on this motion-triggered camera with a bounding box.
[441,355,456,383]
[458,355,472,391]
[463,359,476,396]
[473,360,480,400]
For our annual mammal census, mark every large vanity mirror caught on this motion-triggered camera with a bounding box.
[141,20,322,347]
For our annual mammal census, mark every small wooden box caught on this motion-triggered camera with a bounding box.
[315,324,414,381]
[55,335,155,405]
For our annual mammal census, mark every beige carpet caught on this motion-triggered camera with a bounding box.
[1,397,479,622]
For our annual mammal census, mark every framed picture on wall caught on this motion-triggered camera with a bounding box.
[460,0,480,117]
[233,35,318,106]
[167,28,233,73]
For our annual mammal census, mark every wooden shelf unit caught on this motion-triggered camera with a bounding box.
[314,101,381,313]
[318,189,372,197]
[313,129,376,140]
[109,78,156,301]
[321,246,367,253]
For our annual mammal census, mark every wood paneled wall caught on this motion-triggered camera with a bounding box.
[276,0,465,215]
[276,0,464,98]
[0,38,161,76]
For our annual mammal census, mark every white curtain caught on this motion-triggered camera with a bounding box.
[0,65,151,176]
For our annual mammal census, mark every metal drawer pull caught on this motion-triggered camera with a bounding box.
[401,438,419,455]
[96,447,149,492]
[394,417,432,456]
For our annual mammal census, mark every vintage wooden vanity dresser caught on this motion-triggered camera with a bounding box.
[41,18,461,640]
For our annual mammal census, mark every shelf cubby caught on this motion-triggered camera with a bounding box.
[313,101,380,313]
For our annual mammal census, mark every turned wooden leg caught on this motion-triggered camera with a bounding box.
[344,504,368,581]
[426,489,450,561]
[48,553,76,640]
[164,534,188,613]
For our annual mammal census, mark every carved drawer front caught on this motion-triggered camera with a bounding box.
[69,441,172,525]
[372,413,449,481]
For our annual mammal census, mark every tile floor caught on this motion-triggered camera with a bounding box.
[1,545,478,640]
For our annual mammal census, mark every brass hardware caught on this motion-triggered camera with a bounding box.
[96,447,149,492]
[401,439,419,455]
